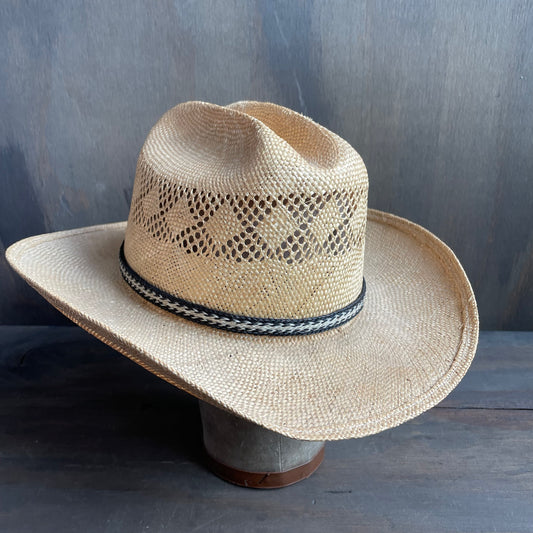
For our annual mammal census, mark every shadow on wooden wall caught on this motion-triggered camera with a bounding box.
[1,0,532,329]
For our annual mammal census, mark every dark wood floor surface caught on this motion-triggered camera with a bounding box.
[0,327,531,532]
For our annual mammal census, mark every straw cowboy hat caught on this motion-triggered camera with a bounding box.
[6,101,479,440]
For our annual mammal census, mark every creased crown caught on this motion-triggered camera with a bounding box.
[124,101,368,319]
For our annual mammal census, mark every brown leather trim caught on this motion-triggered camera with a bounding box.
[204,445,325,489]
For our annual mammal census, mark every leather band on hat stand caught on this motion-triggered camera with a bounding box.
[204,445,325,489]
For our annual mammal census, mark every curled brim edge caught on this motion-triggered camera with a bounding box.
[5,209,479,440]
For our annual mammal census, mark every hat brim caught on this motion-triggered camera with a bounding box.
[6,209,478,440]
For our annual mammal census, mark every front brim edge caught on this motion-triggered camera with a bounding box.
[5,209,480,441]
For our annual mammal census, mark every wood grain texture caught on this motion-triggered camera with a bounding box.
[0,327,532,532]
[1,0,532,329]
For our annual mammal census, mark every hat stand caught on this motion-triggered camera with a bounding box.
[199,401,325,489]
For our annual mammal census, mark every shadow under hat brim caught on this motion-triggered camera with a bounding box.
[6,209,479,441]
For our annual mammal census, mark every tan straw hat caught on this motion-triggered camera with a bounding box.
[6,101,479,440]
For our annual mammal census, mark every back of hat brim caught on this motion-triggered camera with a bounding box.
[5,209,478,440]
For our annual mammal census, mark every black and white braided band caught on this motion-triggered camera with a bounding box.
[119,242,366,336]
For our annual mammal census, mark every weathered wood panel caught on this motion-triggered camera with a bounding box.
[0,327,532,532]
[1,1,532,328]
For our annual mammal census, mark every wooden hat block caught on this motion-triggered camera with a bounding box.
[199,401,325,489]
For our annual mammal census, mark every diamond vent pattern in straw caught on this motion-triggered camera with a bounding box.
[124,101,368,320]
[131,186,365,266]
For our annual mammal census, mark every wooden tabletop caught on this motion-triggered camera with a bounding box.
[0,327,531,533]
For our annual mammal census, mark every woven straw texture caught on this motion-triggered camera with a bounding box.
[5,101,478,440]
[6,210,478,440]
[124,101,367,318]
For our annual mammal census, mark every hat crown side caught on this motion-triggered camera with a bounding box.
[124,101,368,319]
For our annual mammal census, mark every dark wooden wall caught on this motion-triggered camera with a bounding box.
[1,0,532,329]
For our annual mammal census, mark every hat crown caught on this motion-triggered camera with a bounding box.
[124,101,368,319]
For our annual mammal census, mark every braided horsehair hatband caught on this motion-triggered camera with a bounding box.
[119,242,366,336]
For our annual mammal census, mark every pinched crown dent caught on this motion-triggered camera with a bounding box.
[124,101,368,319]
